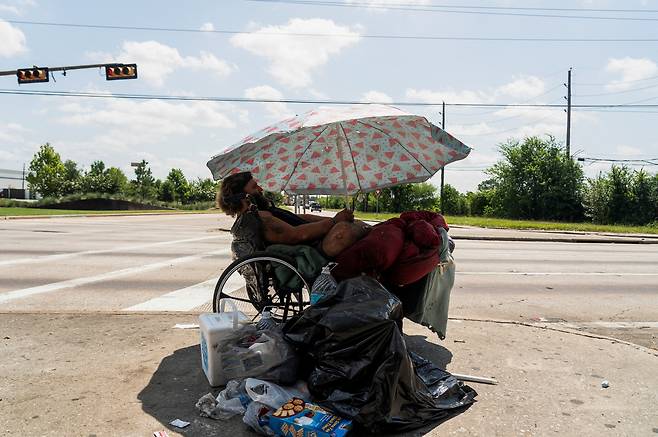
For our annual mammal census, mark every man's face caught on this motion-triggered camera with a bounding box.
[243,178,263,195]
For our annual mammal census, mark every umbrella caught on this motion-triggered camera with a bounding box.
[207,104,471,195]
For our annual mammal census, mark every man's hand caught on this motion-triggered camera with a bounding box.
[333,208,354,223]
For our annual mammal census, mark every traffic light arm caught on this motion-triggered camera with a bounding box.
[0,63,138,83]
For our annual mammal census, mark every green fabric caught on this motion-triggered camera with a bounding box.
[265,244,328,290]
[404,228,455,340]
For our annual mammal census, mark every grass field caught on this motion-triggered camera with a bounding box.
[3,206,656,235]
[0,207,202,217]
[349,211,658,235]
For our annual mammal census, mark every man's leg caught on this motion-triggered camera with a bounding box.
[321,221,371,257]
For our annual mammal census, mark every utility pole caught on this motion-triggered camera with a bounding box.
[565,68,572,157]
[440,101,446,214]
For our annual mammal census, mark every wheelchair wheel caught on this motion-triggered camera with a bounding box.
[213,252,312,322]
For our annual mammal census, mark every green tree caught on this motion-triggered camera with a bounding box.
[163,168,190,202]
[26,143,66,197]
[105,167,128,194]
[188,178,218,202]
[61,159,82,195]
[486,136,585,221]
[130,160,156,201]
[607,165,634,223]
[631,169,654,225]
[441,184,468,215]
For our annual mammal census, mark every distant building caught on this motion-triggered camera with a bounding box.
[0,168,31,199]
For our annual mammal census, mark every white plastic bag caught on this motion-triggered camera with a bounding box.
[244,378,309,409]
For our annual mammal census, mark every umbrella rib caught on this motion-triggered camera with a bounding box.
[357,119,433,176]
[281,124,331,193]
[338,123,363,193]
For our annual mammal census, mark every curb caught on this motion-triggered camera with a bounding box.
[451,235,658,244]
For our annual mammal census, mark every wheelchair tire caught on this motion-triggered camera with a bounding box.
[213,252,312,321]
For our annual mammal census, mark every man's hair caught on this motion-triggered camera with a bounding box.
[217,171,252,216]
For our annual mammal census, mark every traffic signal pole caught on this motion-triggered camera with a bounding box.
[0,63,137,82]
[440,101,445,214]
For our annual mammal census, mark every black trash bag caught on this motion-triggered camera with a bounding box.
[283,275,477,433]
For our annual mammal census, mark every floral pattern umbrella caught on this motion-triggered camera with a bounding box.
[207,104,471,195]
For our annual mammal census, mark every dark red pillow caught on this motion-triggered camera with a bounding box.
[406,220,440,249]
[332,222,404,281]
[400,211,449,231]
[398,240,420,261]
[386,248,440,287]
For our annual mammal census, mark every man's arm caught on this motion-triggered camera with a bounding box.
[259,211,333,244]
[297,214,328,223]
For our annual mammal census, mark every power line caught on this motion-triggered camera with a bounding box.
[5,88,658,109]
[252,0,658,14]
[5,19,658,43]
[574,82,658,98]
[251,0,658,22]
[574,73,658,87]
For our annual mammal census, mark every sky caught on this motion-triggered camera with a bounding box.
[1,0,658,193]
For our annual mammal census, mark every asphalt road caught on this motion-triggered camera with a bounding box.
[1,213,656,349]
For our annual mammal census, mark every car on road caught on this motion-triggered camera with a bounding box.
[310,201,322,212]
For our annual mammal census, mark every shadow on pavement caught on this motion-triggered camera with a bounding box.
[404,333,454,369]
[138,345,233,436]
[139,338,461,436]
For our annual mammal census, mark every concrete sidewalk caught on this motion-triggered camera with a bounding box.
[2,312,656,436]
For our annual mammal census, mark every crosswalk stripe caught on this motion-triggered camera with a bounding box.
[124,273,247,312]
[0,249,232,304]
[0,235,227,268]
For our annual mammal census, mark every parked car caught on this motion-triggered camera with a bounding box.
[310,201,322,212]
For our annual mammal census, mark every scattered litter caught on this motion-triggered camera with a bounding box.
[153,431,169,437]
[453,339,466,343]
[169,419,190,428]
[269,398,352,437]
[451,372,498,385]
[601,380,610,388]
[173,323,199,329]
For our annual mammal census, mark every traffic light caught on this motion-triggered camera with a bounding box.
[105,64,137,81]
[17,67,49,84]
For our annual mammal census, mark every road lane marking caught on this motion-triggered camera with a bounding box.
[459,272,658,276]
[125,273,247,311]
[0,249,232,304]
[0,235,228,268]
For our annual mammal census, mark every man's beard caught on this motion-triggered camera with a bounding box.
[249,192,273,211]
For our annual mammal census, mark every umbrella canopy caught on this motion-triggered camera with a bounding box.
[207,104,471,195]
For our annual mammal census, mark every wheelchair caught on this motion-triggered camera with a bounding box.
[212,250,312,322]
[212,209,457,337]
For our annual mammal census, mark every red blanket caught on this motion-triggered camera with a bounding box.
[332,211,446,286]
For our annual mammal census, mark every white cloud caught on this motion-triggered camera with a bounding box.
[230,18,360,88]
[244,85,293,120]
[56,97,245,148]
[0,20,27,57]
[88,41,236,87]
[614,145,642,156]
[495,75,546,100]
[200,22,215,31]
[605,57,658,91]
[0,122,28,143]
[406,88,491,104]
[360,90,393,104]
[0,4,20,14]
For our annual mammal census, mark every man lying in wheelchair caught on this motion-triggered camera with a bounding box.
[215,171,456,339]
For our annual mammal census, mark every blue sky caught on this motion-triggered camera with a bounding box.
[1,0,658,193]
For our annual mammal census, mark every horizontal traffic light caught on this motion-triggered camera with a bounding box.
[17,68,49,84]
[105,64,137,81]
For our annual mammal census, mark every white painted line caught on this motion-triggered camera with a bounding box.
[0,235,227,268]
[125,271,247,312]
[580,321,658,329]
[0,249,232,304]
[460,272,658,276]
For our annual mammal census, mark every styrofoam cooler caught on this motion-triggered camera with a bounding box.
[199,299,250,386]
